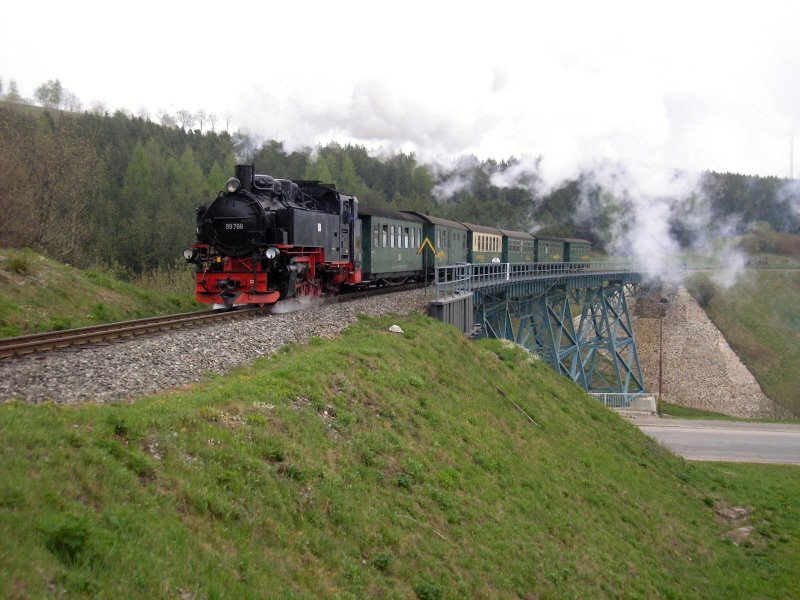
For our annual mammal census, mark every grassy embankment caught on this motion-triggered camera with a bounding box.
[0,248,200,338]
[686,255,800,417]
[1,313,797,598]
[659,402,740,420]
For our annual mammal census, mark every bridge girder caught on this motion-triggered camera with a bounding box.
[475,282,644,394]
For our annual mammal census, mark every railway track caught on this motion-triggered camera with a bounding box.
[0,307,266,359]
[0,282,427,359]
[336,281,425,302]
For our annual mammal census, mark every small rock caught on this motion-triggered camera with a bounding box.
[724,526,754,546]
[388,325,404,334]
[716,506,751,523]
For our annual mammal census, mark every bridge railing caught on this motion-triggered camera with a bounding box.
[589,392,654,409]
[434,261,646,300]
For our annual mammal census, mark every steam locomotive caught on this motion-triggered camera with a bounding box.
[184,165,361,306]
[184,165,591,307]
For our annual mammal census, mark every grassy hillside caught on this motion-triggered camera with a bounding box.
[0,249,199,337]
[686,261,800,416]
[1,313,797,598]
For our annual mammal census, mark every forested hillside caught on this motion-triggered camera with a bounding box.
[0,103,234,272]
[1,98,798,276]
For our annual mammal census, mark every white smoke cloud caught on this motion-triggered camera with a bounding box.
[573,161,748,286]
[780,179,800,219]
[482,156,751,287]
[268,295,326,315]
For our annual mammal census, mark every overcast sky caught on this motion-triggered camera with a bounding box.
[2,0,799,180]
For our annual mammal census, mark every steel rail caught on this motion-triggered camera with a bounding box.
[0,307,265,359]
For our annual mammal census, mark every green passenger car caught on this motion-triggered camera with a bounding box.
[359,207,424,282]
[461,222,503,264]
[404,212,468,267]
[535,236,565,264]
[564,238,592,263]
[498,229,535,263]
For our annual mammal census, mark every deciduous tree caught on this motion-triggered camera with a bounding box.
[34,79,63,109]
[195,109,207,132]
[4,80,23,103]
[89,100,107,116]
[63,92,83,112]
[175,109,195,131]
[157,110,176,128]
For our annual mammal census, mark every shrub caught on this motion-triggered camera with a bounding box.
[414,582,445,600]
[40,514,91,564]
[372,552,393,572]
[3,251,36,275]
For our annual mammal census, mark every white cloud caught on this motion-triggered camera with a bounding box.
[2,0,799,176]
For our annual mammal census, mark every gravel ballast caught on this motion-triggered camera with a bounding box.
[0,289,430,405]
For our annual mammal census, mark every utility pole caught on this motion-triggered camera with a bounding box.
[658,298,668,414]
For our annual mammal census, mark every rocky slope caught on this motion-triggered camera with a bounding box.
[633,286,790,419]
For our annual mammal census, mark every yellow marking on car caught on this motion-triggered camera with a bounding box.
[417,237,444,257]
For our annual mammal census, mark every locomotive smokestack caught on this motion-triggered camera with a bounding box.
[235,164,254,192]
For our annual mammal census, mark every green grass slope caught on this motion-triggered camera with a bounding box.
[687,264,800,416]
[0,314,797,598]
[0,249,199,337]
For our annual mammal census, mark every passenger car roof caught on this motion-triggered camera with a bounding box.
[402,211,468,230]
[496,228,534,240]
[459,222,501,235]
[358,206,425,223]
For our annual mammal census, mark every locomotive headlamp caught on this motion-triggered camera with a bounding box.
[226,177,241,193]
[183,248,196,261]
[265,247,280,260]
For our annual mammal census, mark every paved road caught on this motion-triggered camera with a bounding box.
[629,417,800,464]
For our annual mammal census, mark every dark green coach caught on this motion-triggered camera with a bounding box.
[360,207,424,283]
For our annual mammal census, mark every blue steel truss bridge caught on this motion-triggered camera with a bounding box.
[430,262,660,407]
